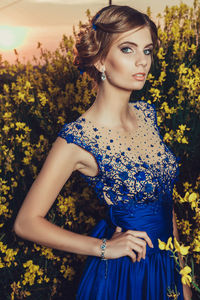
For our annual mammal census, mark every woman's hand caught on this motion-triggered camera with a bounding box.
[105,226,154,262]
[183,283,192,300]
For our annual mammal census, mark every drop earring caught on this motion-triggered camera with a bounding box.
[101,66,106,81]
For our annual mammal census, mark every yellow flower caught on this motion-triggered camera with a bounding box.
[22,157,30,165]
[189,44,197,54]
[57,116,65,125]
[163,132,173,142]
[180,266,192,286]
[168,87,175,95]
[18,92,25,101]
[166,237,174,250]
[157,115,162,126]
[146,73,155,82]
[2,125,10,134]
[0,258,5,268]
[158,71,166,84]
[149,88,161,101]
[193,244,200,252]
[3,84,9,93]
[28,96,35,102]
[188,192,197,202]
[157,47,166,60]
[181,137,188,144]
[178,124,186,131]
[15,134,24,143]
[181,220,192,235]
[44,275,50,282]
[22,260,44,286]
[15,122,26,130]
[161,61,168,68]
[183,182,192,191]
[174,237,190,255]
[193,237,200,252]
[167,287,180,299]
[3,112,12,120]
[60,264,75,280]
[19,169,25,177]
[158,238,167,250]
[38,92,49,106]
[24,126,31,133]
[158,237,174,251]
[25,80,31,89]
[178,63,188,75]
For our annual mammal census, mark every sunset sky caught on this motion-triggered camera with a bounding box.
[0,0,194,63]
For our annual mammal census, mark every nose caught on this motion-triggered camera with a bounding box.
[135,51,148,67]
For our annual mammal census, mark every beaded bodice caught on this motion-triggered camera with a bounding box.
[58,101,179,211]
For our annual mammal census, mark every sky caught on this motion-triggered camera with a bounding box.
[0,0,195,63]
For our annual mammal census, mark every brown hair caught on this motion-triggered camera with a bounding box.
[74,5,158,85]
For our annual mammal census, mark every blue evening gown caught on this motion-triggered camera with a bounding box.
[58,101,184,300]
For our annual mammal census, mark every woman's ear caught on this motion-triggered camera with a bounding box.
[94,60,105,73]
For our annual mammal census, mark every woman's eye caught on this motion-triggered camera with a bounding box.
[144,48,153,55]
[120,47,153,55]
[121,47,133,53]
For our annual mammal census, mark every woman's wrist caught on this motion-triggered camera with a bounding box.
[100,238,107,260]
[91,237,109,258]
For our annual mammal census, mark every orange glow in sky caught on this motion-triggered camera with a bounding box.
[0,26,28,51]
[0,0,194,63]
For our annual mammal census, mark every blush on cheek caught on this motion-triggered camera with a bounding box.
[107,59,131,78]
[108,59,122,72]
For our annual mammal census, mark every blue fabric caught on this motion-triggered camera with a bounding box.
[58,101,184,300]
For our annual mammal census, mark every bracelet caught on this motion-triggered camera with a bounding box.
[100,238,107,260]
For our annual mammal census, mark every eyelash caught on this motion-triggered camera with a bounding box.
[121,47,153,55]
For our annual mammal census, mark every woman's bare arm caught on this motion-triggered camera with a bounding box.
[13,137,154,262]
[13,137,102,257]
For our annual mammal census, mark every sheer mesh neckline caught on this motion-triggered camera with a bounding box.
[77,102,140,135]
[58,100,179,207]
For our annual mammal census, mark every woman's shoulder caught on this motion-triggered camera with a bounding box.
[131,100,155,111]
[57,118,86,142]
[131,100,157,122]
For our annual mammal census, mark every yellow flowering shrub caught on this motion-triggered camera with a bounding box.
[0,1,200,299]
[0,31,102,299]
[158,235,200,294]
[141,4,200,296]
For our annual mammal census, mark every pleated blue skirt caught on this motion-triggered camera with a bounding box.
[76,218,184,300]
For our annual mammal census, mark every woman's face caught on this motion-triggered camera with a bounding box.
[101,26,153,91]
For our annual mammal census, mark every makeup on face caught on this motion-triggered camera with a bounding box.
[103,27,153,90]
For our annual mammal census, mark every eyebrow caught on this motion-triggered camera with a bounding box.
[119,41,153,47]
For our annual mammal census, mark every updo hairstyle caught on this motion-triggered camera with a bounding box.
[74,5,158,85]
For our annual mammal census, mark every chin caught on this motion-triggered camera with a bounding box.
[110,79,146,91]
[132,81,146,89]
[128,83,146,91]
[133,85,145,91]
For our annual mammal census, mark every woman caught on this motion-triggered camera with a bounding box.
[14,5,192,300]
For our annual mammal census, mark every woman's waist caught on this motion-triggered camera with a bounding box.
[91,217,173,256]
[105,203,173,239]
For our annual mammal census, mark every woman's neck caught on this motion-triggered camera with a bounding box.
[85,83,135,130]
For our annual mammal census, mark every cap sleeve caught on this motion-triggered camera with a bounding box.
[57,121,103,176]
[58,122,81,144]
